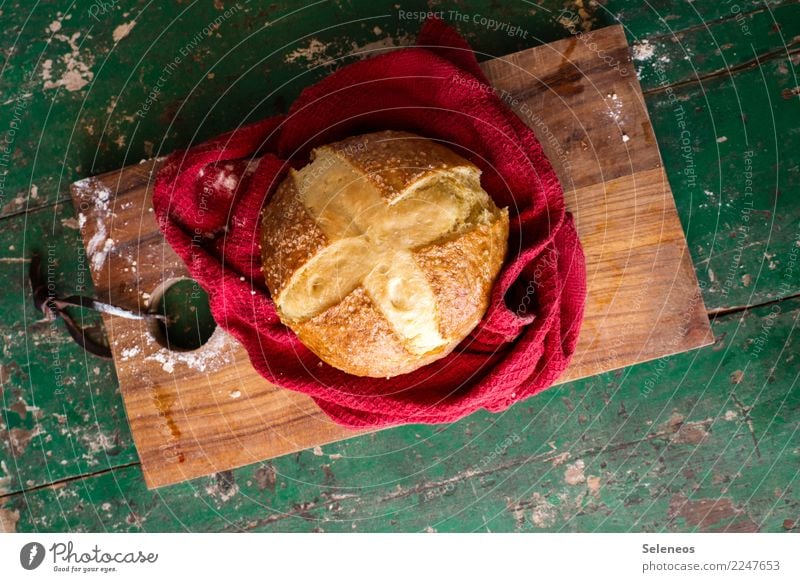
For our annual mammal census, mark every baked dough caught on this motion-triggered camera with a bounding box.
[260,131,508,377]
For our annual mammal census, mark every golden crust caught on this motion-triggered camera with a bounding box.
[414,210,509,341]
[260,130,509,378]
[293,286,413,378]
[321,131,475,203]
[260,173,328,298]
[295,284,473,378]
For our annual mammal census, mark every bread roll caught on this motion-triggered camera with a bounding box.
[260,130,508,377]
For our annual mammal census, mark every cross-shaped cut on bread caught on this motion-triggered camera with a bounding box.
[260,131,508,377]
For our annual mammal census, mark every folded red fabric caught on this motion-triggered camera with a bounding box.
[153,18,586,428]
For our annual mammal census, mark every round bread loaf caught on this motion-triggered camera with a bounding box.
[260,130,509,378]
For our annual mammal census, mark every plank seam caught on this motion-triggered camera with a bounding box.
[708,290,800,319]
[0,460,140,502]
[643,42,800,96]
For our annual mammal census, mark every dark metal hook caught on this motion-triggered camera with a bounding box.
[29,253,167,359]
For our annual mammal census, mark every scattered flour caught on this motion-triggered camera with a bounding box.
[606,92,623,123]
[632,39,655,61]
[145,326,234,374]
[74,177,115,272]
[120,346,141,360]
[212,169,238,192]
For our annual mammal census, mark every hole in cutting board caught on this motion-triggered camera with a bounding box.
[148,278,216,351]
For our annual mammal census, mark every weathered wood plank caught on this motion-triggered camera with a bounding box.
[1,0,794,217]
[0,204,137,498]
[634,2,800,92]
[646,53,800,310]
[2,297,797,532]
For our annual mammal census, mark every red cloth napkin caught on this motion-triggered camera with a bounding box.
[153,18,586,428]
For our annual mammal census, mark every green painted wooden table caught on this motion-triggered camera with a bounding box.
[1,0,798,532]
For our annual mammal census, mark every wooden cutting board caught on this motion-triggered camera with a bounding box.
[71,25,712,489]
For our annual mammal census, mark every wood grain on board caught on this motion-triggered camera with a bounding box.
[70,25,712,489]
